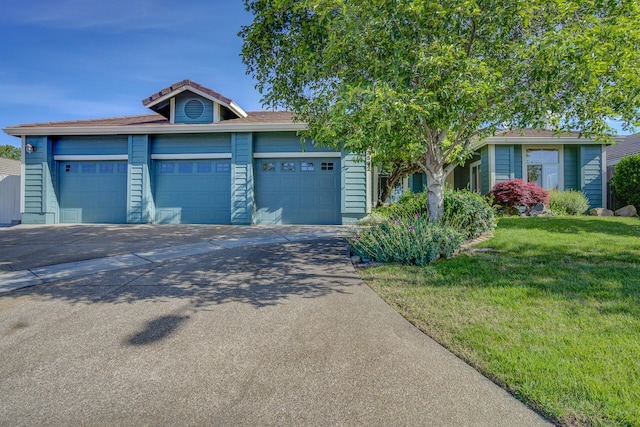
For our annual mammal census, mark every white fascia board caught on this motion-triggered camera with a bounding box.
[484,137,598,145]
[145,86,248,119]
[54,155,128,161]
[228,101,248,118]
[3,122,306,136]
[151,153,232,160]
[253,152,341,159]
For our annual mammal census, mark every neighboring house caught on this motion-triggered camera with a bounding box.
[0,157,21,224]
[2,80,368,225]
[606,132,640,208]
[406,129,617,209]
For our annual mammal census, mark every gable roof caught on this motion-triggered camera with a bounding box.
[607,133,640,166]
[3,111,300,136]
[142,80,248,119]
[0,157,21,175]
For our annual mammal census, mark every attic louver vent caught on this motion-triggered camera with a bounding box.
[184,99,205,119]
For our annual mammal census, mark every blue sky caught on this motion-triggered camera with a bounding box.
[0,0,261,148]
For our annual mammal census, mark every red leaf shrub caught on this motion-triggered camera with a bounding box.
[488,179,549,209]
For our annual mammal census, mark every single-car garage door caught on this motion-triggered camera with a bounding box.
[154,159,231,224]
[255,158,340,224]
[59,161,127,223]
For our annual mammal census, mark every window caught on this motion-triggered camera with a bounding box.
[281,162,295,172]
[179,163,193,173]
[470,161,482,193]
[216,163,230,173]
[301,162,315,171]
[262,162,275,171]
[160,163,174,173]
[118,163,128,173]
[526,148,559,190]
[321,162,334,171]
[82,164,96,173]
[100,163,114,173]
[65,164,78,173]
[197,163,211,173]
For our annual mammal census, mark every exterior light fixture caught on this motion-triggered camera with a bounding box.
[25,143,36,154]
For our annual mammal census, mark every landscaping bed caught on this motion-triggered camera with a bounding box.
[357,216,640,426]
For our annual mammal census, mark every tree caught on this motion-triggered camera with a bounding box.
[0,145,21,161]
[241,0,640,220]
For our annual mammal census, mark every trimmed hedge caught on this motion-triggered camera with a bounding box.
[611,154,640,210]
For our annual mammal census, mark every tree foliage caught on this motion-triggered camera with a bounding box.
[241,0,640,219]
[0,145,21,161]
[611,153,640,210]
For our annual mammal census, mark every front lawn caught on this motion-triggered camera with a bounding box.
[358,216,640,426]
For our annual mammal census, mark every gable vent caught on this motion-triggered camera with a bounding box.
[184,99,205,119]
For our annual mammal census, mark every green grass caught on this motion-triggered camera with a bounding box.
[358,216,640,426]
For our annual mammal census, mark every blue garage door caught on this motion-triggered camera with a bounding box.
[154,159,231,224]
[255,158,341,224]
[59,161,127,223]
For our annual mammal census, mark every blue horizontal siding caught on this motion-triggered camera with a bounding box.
[54,136,128,155]
[174,92,214,124]
[254,132,335,153]
[581,146,603,208]
[151,134,231,154]
[494,145,512,183]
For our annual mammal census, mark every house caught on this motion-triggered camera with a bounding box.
[406,129,618,209]
[0,157,21,224]
[606,132,640,208]
[2,80,368,225]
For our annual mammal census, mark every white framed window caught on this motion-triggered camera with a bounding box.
[525,147,561,190]
[470,160,482,193]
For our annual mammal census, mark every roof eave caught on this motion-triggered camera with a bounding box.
[3,122,306,137]
[143,86,248,119]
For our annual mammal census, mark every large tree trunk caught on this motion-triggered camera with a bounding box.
[424,161,446,221]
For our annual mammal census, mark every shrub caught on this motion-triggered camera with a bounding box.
[611,154,640,210]
[488,179,549,212]
[441,188,497,239]
[549,190,589,215]
[376,191,428,219]
[350,218,464,266]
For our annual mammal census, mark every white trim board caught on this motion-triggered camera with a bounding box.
[4,122,306,136]
[53,155,128,161]
[253,152,341,159]
[151,153,232,160]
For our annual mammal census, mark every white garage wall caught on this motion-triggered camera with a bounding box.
[0,175,21,224]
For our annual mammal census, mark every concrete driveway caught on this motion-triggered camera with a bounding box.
[0,225,549,426]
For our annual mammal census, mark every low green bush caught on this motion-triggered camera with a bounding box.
[442,188,497,239]
[611,153,640,210]
[548,190,589,215]
[375,191,428,219]
[350,218,464,266]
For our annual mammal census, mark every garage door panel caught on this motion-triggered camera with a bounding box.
[255,158,340,225]
[59,161,127,223]
[154,160,231,224]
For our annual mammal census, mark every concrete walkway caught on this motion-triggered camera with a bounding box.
[0,225,550,426]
